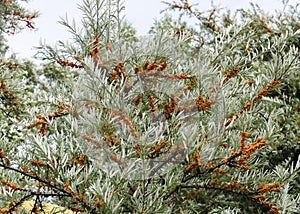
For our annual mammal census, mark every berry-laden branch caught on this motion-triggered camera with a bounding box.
[0,0,38,35]
[0,148,103,213]
[27,101,70,136]
[174,181,281,213]
[57,58,84,68]
[163,130,283,213]
[183,131,266,182]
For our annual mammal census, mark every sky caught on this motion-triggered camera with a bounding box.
[5,0,298,60]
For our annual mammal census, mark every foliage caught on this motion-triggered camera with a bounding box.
[0,0,299,213]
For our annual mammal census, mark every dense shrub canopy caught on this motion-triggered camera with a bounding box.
[0,0,299,213]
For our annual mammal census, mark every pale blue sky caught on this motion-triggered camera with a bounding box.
[5,0,298,60]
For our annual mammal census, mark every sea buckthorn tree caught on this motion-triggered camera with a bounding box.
[0,0,299,213]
